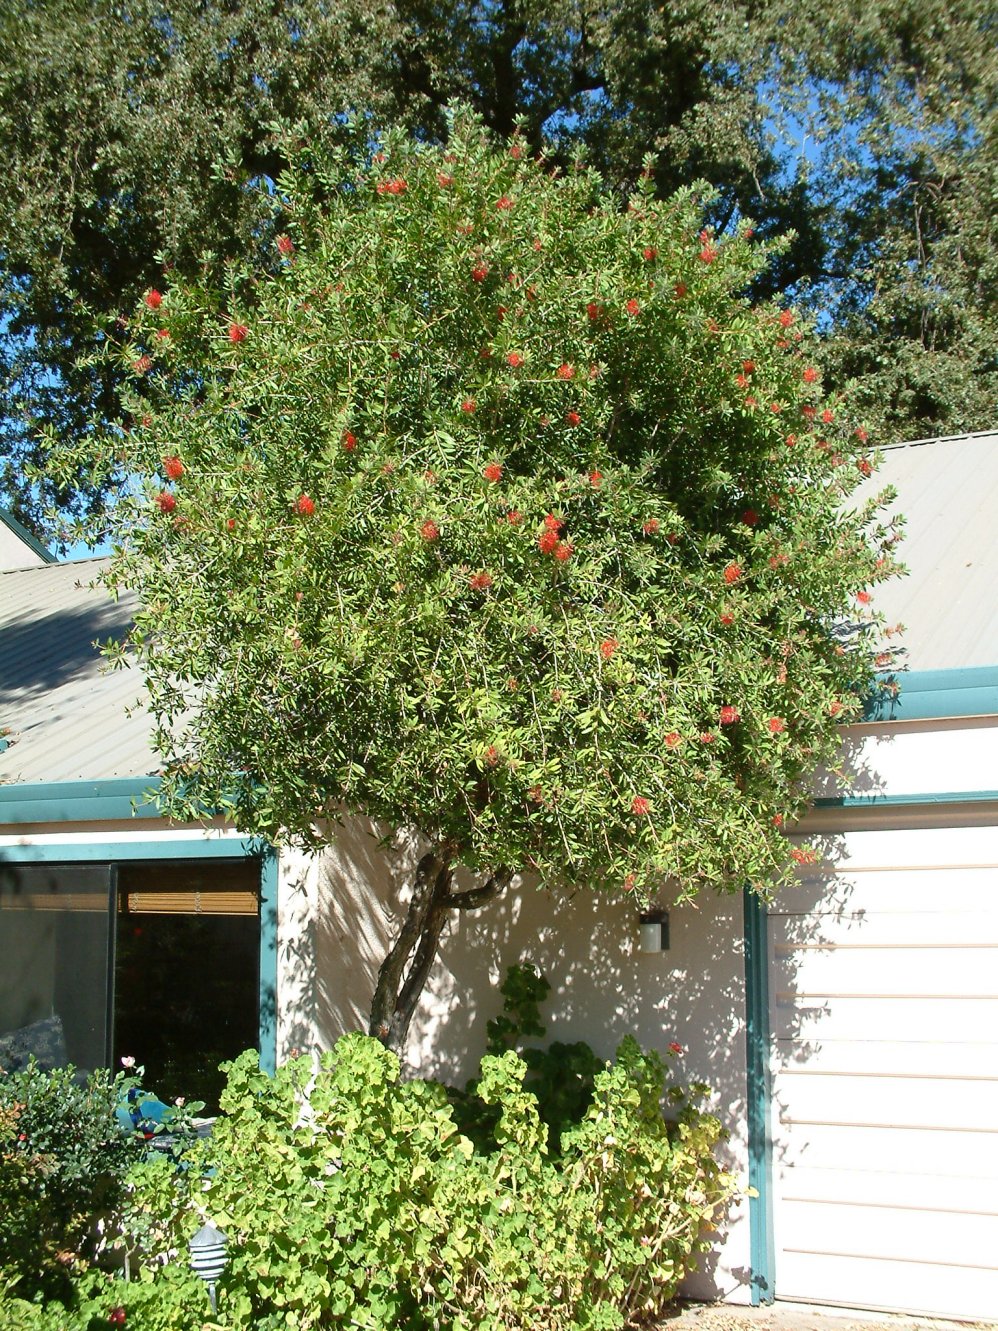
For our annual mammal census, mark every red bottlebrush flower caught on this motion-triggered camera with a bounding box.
[803,366,818,383]
[599,637,618,660]
[802,404,816,420]
[471,262,489,282]
[506,351,524,368]
[537,530,559,555]
[461,398,477,413]
[769,553,789,570]
[376,177,407,195]
[342,430,357,451]
[770,401,783,414]
[496,195,513,210]
[742,360,755,374]
[719,704,740,725]
[623,873,637,892]
[586,301,602,321]
[772,813,784,828]
[228,322,248,343]
[144,289,163,310]
[769,716,785,734]
[543,513,563,532]
[163,456,184,481]
[556,362,575,380]
[631,796,650,816]
[669,1041,683,1054]
[134,354,153,374]
[779,309,794,328]
[483,462,503,483]
[420,519,440,543]
[856,590,871,604]
[469,571,493,591]
[674,281,687,299]
[742,508,759,526]
[155,328,170,340]
[643,246,658,261]
[276,234,295,257]
[551,687,564,702]
[565,410,581,427]
[855,426,869,443]
[699,731,716,743]
[875,651,892,667]
[155,491,176,513]
[532,236,543,251]
[625,298,640,315]
[744,396,757,409]
[735,373,750,389]
[553,540,574,561]
[588,470,602,487]
[664,731,682,748]
[828,700,843,717]
[506,509,522,525]
[785,433,797,447]
[295,494,315,516]
[857,457,872,477]
[720,611,735,626]
[484,744,500,766]
[642,518,660,535]
[822,408,834,424]
[791,846,818,865]
[226,517,236,530]
[510,142,524,160]
[700,243,718,263]
[496,305,507,321]
[436,173,454,187]
[723,562,742,585]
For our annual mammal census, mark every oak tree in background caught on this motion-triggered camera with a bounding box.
[2,0,995,539]
[53,115,899,1048]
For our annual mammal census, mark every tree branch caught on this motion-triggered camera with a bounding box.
[448,866,513,911]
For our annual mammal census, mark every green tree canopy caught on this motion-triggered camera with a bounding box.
[2,0,995,539]
[55,115,899,1045]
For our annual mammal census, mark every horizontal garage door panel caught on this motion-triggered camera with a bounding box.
[774,1072,998,1131]
[774,1036,998,1078]
[769,820,998,1319]
[779,1165,998,1214]
[773,993,998,1042]
[777,1249,998,1322]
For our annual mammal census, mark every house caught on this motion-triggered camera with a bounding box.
[2,430,996,1320]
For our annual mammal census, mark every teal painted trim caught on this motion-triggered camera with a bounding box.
[0,507,56,564]
[0,834,276,1067]
[257,845,279,1075]
[0,777,164,824]
[743,887,775,1305]
[814,789,998,809]
[864,666,998,722]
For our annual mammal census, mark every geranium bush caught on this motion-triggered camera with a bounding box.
[51,107,899,1045]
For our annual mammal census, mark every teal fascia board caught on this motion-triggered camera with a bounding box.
[864,666,998,722]
[0,777,164,824]
[0,834,278,1072]
[814,789,998,810]
[743,886,775,1305]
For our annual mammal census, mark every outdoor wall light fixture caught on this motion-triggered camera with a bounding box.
[638,909,670,953]
[190,1221,229,1313]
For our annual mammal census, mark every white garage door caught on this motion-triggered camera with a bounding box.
[769,822,998,1320]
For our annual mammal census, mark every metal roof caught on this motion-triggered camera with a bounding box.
[864,430,998,671]
[0,558,156,784]
[0,430,995,787]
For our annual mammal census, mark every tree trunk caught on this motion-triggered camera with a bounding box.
[368,847,513,1055]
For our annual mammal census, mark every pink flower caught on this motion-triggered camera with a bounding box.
[120,1056,136,1069]
[719,705,740,726]
[556,362,575,380]
[723,562,742,585]
[600,638,618,660]
[295,494,315,516]
[144,289,163,310]
[768,716,785,734]
[155,492,175,514]
[631,796,650,816]
[163,456,184,481]
[469,571,493,591]
[483,462,503,482]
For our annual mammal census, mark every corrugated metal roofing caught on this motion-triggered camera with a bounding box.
[865,430,998,670]
[0,558,156,783]
[0,431,995,786]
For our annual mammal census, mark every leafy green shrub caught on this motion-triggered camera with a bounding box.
[115,1029,734,1331]
[0,1062,144,1296]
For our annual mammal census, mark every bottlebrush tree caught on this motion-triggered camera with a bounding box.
[56,109,899,1049]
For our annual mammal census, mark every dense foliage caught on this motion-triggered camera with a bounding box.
[49,113,898,1041]
[1,0,994,536]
